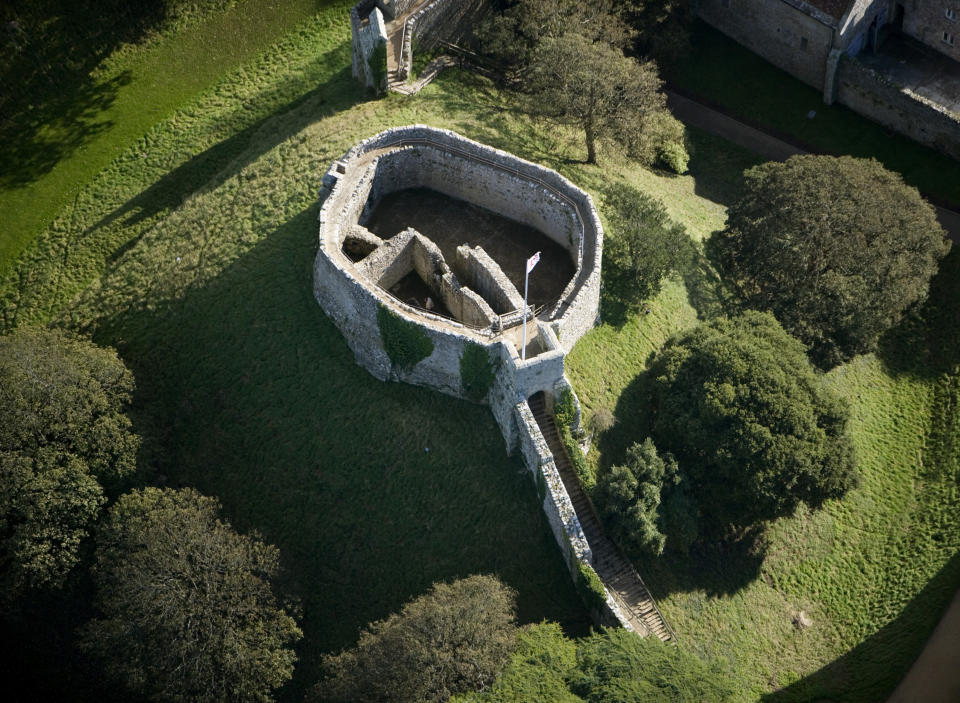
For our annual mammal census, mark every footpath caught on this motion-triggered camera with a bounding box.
[665,90,960,243]
[665,90,960,703]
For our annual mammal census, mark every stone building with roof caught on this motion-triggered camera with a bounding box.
[694,1,958,102]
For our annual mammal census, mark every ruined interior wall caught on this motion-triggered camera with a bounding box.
[454,245,525,314]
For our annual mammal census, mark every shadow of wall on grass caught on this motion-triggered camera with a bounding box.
[81,205,592,701]
[762,550,960,703]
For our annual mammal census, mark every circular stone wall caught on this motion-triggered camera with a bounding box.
[313,126,602,445]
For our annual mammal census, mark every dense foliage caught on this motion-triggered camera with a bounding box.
[709,155,950,367]
[378,304,435,372]
[602,184,693,311]
[648,311,858,534]
[81,487,301,703]
[525,33,675,164]
[314,575,518,703]
[459,624,736,703]
[596,438,697,556]
[460,342,498,402]
[0,327,138,600]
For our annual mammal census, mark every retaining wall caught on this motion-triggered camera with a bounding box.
[835,55,960,160]
[513,397,638,631]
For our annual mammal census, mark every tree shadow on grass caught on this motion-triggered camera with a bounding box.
[0,1,189,187]
[82,205,591,701]
[762,549,960,703]
[877,245,960,379]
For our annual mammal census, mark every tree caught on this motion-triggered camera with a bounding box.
[0,326,139,600]
[479,0,632,71]
[81,487,301,703]
[648,311,858,534]
[595,438,698,556]
[569,628,737,703]
[602,184,693,311]
[709,155,951,367]
[525,33,680,165]
[314,575,518,703]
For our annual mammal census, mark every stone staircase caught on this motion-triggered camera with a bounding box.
[528,392,675,643]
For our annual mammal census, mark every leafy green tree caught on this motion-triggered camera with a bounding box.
[454,622,580,703]
[570,628,737,702]
[648,311,858,534]
[81,487,301,703]
[602,184,693,311]
[709,155,950,367]
[596,438,697,556]
[525,33,679,164]
[624,0,691,64]
[314,575,518,703]
[0,326,139,600]
[479,0,631,71]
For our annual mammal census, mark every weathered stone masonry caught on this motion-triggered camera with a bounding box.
[313,125,642,630]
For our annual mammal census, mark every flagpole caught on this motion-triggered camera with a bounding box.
[522,265,529,361]
[521,251,540,362]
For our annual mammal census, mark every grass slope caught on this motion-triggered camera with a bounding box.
[0,0,328,274]
[1,3,957,701]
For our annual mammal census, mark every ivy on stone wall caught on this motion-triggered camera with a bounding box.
[575,561,607,613]
[459,342,497,402]
[377,305,434,372]
[369,40,387,94]
[555,388,595,489]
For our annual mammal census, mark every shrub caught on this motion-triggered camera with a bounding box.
[657,140,689,174]
[575,561,608,612]
[378,305,434,372]
[649,311,858,534]
[461,343,498,402]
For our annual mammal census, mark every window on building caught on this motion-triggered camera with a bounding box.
[800,36,809,51]
[944,31,956,45]
[947,8,957,21]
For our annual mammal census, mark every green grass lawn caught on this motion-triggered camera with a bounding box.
[1,3,958,701]
[0,0,331,275]
[663,20,960,208]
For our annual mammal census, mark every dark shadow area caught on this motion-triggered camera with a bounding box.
[0,0,201,187]
[877,245,960,379]
[80,206,590,701]
[685,126,764,208]
[762,550,960,703]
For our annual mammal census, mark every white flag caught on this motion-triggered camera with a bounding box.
[526,251,541,273]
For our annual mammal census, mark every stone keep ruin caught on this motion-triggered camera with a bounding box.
[315,125,602,449]
[314,127,679,639]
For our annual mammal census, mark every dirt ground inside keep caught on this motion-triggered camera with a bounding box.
[365,187,576,309]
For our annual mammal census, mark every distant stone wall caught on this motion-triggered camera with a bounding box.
[835,54,960,159]
[350,1,388,90]
[401,0,487,77]
[695,0,835,89]
[903,0,960,62]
